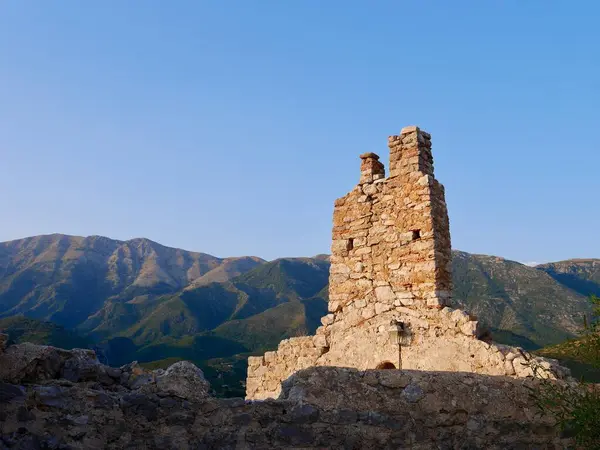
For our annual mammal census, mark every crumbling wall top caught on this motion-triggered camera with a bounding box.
[359,152,385,184]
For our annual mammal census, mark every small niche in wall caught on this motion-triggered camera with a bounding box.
[347,238,354,251]
[411,230,421,240]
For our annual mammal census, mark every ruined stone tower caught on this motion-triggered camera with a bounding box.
[330,125,452,315]
[246,126,568,400]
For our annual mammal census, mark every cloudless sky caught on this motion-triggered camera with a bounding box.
[1,1,599,262]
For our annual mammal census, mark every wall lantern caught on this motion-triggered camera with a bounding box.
[388,320,405,345]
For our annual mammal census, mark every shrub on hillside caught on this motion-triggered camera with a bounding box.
[532,295,600,449]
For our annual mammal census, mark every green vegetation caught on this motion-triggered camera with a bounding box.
[487,328,540,350]
[532,295,600,449]
[139,357,183,370]
[201,355,250,397]
[213,298,327,352]
[135,335,249,365]
[0,316,92,349]
[532,375,600,449]
[538,260,600,298]
[536,294,600,381]
[453,251,589,347]
[138,355,249,397]
[1,234,599,396]
[537,334,600,382]
[0,234,261,332]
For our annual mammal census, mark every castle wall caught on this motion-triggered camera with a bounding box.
[246,337,324,400]
[0,363,573,448]
[329,126,452,314]
[246,305,568,400]
[246,126,570,401]
[0,338,572,449]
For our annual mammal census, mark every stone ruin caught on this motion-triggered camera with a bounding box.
[0,335,574,448]
[246,125,570,400]
[0,128,578,447]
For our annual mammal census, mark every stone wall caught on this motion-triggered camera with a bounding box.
[330,125,452,312]
[246,126,571,401]
[245,305,569,400]
[246,337,325,400]
[0,339,572,449]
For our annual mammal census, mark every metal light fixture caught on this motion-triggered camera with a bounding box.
[388,320,405,345]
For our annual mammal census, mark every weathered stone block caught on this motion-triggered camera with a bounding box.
[328,301,341,312]
[460,321,478,337]
[330,263,351,274]
[400,125,418,134]
[426,297,444,308]
[264,351,277,363]
[313,335,328,348]
[375,302,391,315]
[247,356,264,368]
[450,309,469,325]
[321,314,335,326]
[154,361,210,402]
[361,306,375,319]
[378,372,410,388]
[401,383,425,403]
[374,286,395,303]
[355,299,367,308]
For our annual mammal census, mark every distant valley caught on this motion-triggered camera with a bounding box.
[0,234,598,395]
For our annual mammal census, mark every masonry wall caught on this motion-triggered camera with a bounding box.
[329,126,452,314]
[245,305,569,400]
[0,361,574,449]
[1,338,573,449]
[246,126,570,401]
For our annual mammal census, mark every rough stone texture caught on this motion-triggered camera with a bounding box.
[0,342,102,384]
[247,127,571,400]
[154,361,210,402]
[0,339,573,449]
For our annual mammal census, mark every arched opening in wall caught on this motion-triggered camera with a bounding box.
[375,361,396,370]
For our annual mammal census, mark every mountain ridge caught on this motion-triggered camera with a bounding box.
[0,234,266,327]
[536,259,600,299]
[0,234,598,395]
[0,234,595,346]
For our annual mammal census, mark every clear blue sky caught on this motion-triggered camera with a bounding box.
[1,1,598,262]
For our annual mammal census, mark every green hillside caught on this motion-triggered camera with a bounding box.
[0,315,92,349]
[537,259,600,298]
[535,293,600,382]
[536,333,600,381]
[1,234,598,396]
[0,234,263,330]
[86,257,329,347]
[452,251,590,348]
[213,298,327,352]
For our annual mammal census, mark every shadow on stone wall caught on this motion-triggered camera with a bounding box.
[0,335,571,450]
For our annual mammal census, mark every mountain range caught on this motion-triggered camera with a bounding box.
[0,233,598,395]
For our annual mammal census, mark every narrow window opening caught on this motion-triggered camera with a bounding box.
[347,238,354,251]
[375,361,396,370]
[411,230,421,240]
